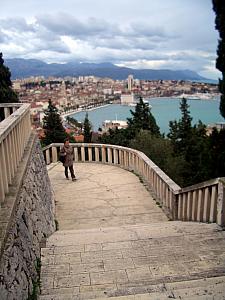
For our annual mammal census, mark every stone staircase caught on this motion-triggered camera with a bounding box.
[39,221,225,299]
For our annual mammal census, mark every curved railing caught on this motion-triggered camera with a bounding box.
[0,103,31,203]
[43,143,225,226]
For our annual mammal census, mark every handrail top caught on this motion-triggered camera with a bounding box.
[175,177,225,194]
[0,103,24,108]
[0,103,30,143]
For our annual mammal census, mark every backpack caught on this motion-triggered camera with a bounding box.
[59,153,66,163]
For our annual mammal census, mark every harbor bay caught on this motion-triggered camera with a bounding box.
[70,97,224,134]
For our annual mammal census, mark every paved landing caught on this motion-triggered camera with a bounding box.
[48,163,168,230]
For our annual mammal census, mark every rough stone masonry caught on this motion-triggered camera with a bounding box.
[0,135,55,300]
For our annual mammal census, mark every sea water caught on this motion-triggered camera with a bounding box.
[70,97,224,134]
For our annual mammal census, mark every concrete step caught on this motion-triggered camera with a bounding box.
[40,221,225,299]
[39,276,225,299]
[45,221,222,247]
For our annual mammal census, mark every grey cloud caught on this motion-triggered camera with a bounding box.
[0,30,9,43]
[36,13,120,38]
[128,22,167,38]
[0,17,35,32]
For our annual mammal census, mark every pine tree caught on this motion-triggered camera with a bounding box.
[168,98,192,154]
[0,53,18,104]
[212,0,225,118]
[42,100,67,146]
[168,98,211,186]
[127,97,160,136]
[83,113,92,143]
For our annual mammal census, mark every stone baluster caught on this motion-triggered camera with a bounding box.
[107,147,112,163]
[217,180,225,226]
[81,146,85,162]
[191,190,198,221]
[203,187,210,222]
[52,147,58,162]
[45,149,51,164]
[0,142,8,203]
[102,147,106,163]
[95,147,100,162]
[88,147,92,161]
[113,148,118,164]
[186,191,192,221]
[4,107,11,118]
[74,147,78,162]
[6,132,14,183]
[209,186,217,222]
[118,150,122,166]
[178,194,183,220]
[197,189,204,222]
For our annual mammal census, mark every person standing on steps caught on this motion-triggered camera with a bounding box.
[60,138,76,181]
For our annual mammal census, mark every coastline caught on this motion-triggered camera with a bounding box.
[61,94,220,120]
[61,103,111,120]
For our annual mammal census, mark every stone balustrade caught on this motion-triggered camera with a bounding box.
[43,143,225,226]
[0,103,31,203]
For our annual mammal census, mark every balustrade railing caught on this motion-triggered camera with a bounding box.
[0,103,31,204]
[43,143,225,226]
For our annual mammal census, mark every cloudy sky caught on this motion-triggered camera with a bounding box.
[0,0,221,79]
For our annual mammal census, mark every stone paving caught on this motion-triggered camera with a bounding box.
[40,163,225,299]
[49,163,168,230]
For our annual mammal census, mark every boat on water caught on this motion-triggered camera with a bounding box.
[177,93,219,100]
[125,100,152,108]
[102,119,128,132]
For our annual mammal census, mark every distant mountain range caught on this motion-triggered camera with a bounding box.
[5,58,211,82]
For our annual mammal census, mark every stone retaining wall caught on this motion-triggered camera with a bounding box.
[0,134,55,300]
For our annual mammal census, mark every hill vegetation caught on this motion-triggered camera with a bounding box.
[100,97,225,187]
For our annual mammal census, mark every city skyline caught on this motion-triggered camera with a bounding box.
[0,0,221,80]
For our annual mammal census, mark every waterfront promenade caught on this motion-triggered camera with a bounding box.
[40,163,225,299]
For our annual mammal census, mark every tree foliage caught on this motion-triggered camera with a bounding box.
[168,98,192,154]
[83,113,92,143]
[167,98,210,186]
[127,97,160,136]
[0,52,18,104]
[100,96,225,188]
[66,116,83,129]
[212,0,225,118]
[100,97,161,145]
[42,100,67,146]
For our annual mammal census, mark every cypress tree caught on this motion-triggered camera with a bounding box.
[212,0,225,118]
[42,100,67,146]
[0,52,18,104]
[83,113,92,143]
[168,98,192,154]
